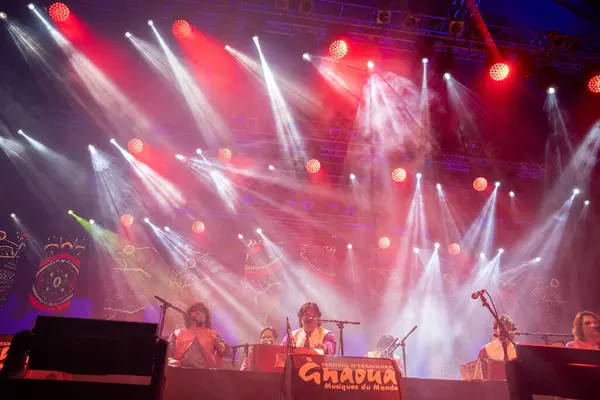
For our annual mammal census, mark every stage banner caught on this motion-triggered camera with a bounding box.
[283,354,403,400]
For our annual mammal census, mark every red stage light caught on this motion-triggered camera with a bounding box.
[588,75,600,94]
[329,39,348,59]
[378,237,391,249]
[489,62,510,81]
[217,148,232,163]
[473,177,488,191]
[306,159,321,174]
[120,214,134,227]
[172,20,192,39]
[448,243,460,255]
[128,138,143,154]
[392,168,407,183]
[192,221,205,233]
[49,2,70,22]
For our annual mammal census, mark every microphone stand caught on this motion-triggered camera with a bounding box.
[154,295,186,338]
[231,343,250,368]
[397,325,417,377]
[475,291,514,362]
[317,319,360,356]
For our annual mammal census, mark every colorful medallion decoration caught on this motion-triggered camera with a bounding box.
[29,237,86,312]
[244,239,283,278]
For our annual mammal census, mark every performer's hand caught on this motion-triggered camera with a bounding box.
[314,342,325,350]
[168,358,181,367]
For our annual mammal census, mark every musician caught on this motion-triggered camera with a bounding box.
[168,302,230,369]
[566,311,600,350]
[240,326,279,371]
[365,333,405,374]
[281,301,337,355]
[478,314,518,361]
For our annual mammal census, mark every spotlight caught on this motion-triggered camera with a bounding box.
[347,244,353,249]
[498,248,504,254]
[128,138,143,154]
[218,148,232,163]
[192,221,205,233]
[473,177,488,191]
[547,87,556,94]
[329,39,349,59]
[585,200,590,205]
[416,173,422,179]
[164,226,170,232]
[535,257,542,263]
[147,20,154,26]
[392,168,407,183]
[110,138,117,145]
[125,32,132,38]
[238,234,243,239]
[413,247,420,253]
[268,165,275,171]
[509,191,515,197]
[495,181,501,187]
[68,210,73,215]
[378,237,391,249]
[120,214,134,227]
[480,252,485,259]
[443,72,451,80]
[350,173,356,180]
[434,243,440,249]
[422,57,429,64]
[302,53,312,61]
[49,3,71,23]
[489,62,510,82]
[448,243,460,255]
[172,20,192,39]
[225,45,231,51]
[175,154,184,160]
[306,159,321,174]
[573,188,580,195]
[144,217,150,223]
[367,61,374,69]
[436,183,441,189]
[28,4,35,10]
[10,213,16,218]
[256,228,262,234]
[0,12,7,20]
[88,145,96,152]
[196,148,202,154]
[588,74,600,94]
[17,129,24,135]
[89,219,95,225]
[252,36,258,42]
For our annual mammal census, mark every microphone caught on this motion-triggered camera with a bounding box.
[471,290,485,299]
[266,339,274,345]
[195,319,204,327]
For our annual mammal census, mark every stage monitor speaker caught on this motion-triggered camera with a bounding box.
[506,344,600,400]
[0,316,167,400]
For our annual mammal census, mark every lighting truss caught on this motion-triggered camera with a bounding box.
[68,0,600,74]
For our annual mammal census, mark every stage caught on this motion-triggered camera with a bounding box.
[162,368,510,400]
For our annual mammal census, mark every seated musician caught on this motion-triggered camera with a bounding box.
[281,302,336,355]
[478,314,518,361]
[566,311,600,350]
[168,302,230,369]
[365,333,405,374]
[240,326,278,371]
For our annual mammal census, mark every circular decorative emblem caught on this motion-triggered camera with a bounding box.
[30,253,81,312]
[124,245,136,255]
